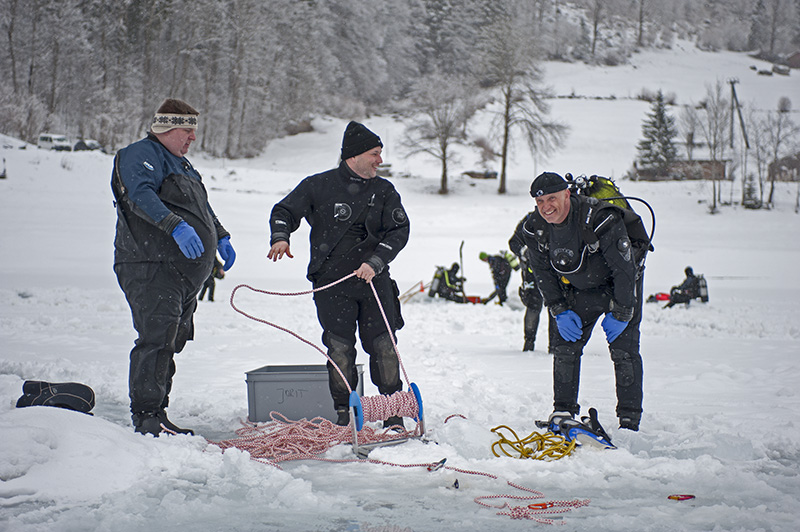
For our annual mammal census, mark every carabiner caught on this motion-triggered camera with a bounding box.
[667,494,695,501]
[528,501,555,510]
[427,458,446,472]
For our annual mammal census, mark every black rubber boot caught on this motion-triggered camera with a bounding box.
[157,410,194,435]
[132,411,163,436]
[336,407,350,426]
[133,410,194,436]
[523,338,535,351]
[384,416,404,431]
[619,416,640,431]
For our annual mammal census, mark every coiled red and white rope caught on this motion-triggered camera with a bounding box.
[211,412,419,467]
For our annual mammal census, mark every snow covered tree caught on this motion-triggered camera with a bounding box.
[748,0,771,51]
[416,0,475,76]
[402,72,481,194]
[481,9,568,194]
[636,90,678,178]
[697,82,731,213]
[764,99,800,207]
[636,0,648,47]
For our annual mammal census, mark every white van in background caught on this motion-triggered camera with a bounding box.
[37,133,72,151]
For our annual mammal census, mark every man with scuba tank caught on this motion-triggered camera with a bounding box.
[522,172,645,432]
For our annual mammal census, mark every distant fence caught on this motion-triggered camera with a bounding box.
[634,160,727,181]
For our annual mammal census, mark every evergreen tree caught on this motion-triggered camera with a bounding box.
[636,90,678,177]
[748,0,770,51]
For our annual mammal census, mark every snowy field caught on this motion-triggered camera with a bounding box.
[1,42,799,531]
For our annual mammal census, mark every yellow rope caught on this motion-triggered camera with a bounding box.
[491,425,578,461]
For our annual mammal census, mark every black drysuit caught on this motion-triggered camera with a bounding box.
[482,254,513,304]
[509,214,550,350]
[665,272,700,307]
[522,195,644,423]
[270,162,410,410]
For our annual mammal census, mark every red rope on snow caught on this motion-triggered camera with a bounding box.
[210,412,420,466]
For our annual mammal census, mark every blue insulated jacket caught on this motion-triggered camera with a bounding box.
[111,134,229,264]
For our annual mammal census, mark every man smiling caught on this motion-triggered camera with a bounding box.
[523,172,644,432]
[268,121,410,429]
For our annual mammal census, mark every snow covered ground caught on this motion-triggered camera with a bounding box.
[1,42,799,531]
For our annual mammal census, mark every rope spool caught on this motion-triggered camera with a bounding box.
[349,383,423,431]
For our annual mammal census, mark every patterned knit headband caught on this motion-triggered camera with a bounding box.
[151,113,199,134]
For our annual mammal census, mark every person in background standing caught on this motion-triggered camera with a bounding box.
[509,213,550,352]
[479,250,519,305]
[198,257,225,302]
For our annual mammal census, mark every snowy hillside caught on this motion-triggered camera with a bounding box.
[1,43,799,532]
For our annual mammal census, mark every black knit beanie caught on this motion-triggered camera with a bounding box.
[341,121,382,160]
[530,172,568,197]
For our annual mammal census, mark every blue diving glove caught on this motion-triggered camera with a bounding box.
[555,310,582,342]
[217,236,236,271]
[171,221,204,259]
[602,313,629,343]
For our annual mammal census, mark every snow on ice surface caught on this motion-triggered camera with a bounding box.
[1,42,800,531]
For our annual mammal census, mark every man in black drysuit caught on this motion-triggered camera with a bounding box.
[479,251,518,305]
[198,257,225,302]
[664,266,701,308]
[112,98,236,436]
[509,214,551,352]
[429,262,467,303]
[268,121,410,429]
[522,172,644,431]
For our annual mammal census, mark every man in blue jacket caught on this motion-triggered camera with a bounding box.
[112,98,235,436]
[268,121,410,429]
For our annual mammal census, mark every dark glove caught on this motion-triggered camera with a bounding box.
[555,310,582,342]
[601,313,629,343]
[217,236,236,271]
[172,221,204,259]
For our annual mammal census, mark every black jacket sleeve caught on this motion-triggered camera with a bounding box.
[269,177,312,245]
[508,215,528,258]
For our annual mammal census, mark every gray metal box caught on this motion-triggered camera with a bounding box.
[246,364,364,423]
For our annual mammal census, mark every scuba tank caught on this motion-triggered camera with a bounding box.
[697,274,709,302]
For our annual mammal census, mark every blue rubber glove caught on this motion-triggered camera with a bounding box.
[555,310,582,342]
[217,236,236,271]
[602,313,629,343]
[171,221,204,259]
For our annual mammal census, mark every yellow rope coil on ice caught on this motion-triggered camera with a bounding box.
[491,425,577,461]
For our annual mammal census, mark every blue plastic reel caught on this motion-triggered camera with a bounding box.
[349,391,364,431]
